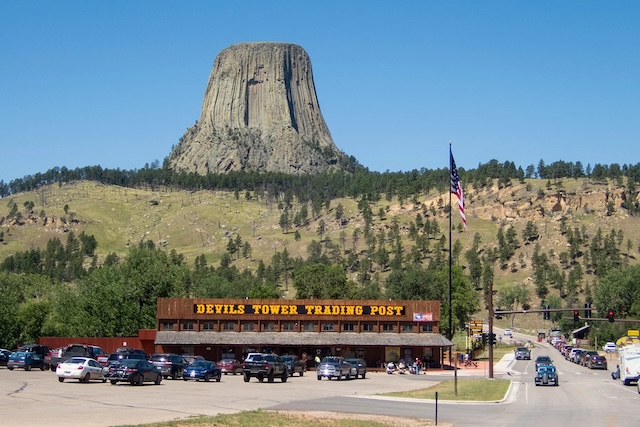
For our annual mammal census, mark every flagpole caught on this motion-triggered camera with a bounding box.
[448,142,453,340]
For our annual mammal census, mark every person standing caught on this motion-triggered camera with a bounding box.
[415,357,421,375]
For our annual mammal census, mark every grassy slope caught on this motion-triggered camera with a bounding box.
[2,178,640,331]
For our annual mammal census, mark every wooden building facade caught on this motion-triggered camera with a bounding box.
[155,298,453,369]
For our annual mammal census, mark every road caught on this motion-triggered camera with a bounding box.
[271,340,639,426]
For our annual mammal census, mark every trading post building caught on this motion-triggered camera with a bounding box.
[155,298,453,369]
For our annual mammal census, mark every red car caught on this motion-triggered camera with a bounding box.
[218,358,242,375]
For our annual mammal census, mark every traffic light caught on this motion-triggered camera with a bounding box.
[573,310,579,322]
[481,333,487,346]
[608,310,615,323]
[489,333,496,346]
[494,309,502,320]
[584,303,589,319]
[543,305,550,320]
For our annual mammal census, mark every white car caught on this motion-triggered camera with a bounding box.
[602,342,617,353]
[504,329,513,337]
[56,357,106,383]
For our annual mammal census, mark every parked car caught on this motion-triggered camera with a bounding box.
[504,329,513,337]
[105,359,162,385]
[56,357,106,383]
[7,351,48,371]
[567,347,582,361]
[534,355,553,370]
[280,355,305,377]
[579,350,599,366]
[96,353,110,367]
[17,344,51,369]
[534,364,559,386]
[587,354,608,370]
[183,360,222,382]
[149,353,187,380]
[571,349,586,364]
[0,349,12,366]
[603,342,617,353]
[183,355,205,365]
[345,358,367,379]
[105,350,147,367]
[317,356,352,381]
[514,347,531,360]
[218,358,242,375]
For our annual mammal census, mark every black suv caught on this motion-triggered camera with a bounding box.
[149,353,188,380]
[106,349,147,367]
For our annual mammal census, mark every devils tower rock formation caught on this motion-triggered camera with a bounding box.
[168,42,353,175]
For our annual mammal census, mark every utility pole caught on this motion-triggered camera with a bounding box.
[488,280,494,379]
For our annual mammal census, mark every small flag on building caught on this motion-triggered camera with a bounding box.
[450,150,467,230]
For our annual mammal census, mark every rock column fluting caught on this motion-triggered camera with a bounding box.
[168,42,352,175]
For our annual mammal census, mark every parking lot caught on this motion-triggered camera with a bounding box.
[0,368,439,426]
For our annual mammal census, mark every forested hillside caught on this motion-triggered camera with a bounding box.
[1,159,640,349]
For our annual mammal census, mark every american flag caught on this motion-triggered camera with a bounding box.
[450,151,467,230]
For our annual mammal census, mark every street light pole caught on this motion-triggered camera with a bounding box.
[488,280,494,379]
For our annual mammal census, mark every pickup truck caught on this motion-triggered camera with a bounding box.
[241,353,288,383]
[317,356,353,381]
[48,344,107,370]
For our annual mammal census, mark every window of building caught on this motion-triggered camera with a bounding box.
[161,322,174,331]
[263,321,275,331]
[362,323,375,332]
[303,322,315,332]
[343,323,355,332]
[223,321,235,331]
[422,323,434,332]
[182,321,194,331]
[401,324,414,332]
[382,323,394,332]
[243,322,255,332]
[283,321,296,331]
[202,321,215,330]
[323,322,335,332]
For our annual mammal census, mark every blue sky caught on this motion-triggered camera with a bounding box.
[1,1,638,184]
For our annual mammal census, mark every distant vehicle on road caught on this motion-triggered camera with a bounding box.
[602,342,617,353]
[587,354,607,370]
[535,355,553,370]
[514,347,531,360]
[504,329,513,337]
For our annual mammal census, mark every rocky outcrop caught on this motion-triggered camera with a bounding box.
[168,42,353,175]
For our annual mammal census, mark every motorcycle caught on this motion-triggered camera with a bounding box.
[397,361,407,374]
[386,362,396,374]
